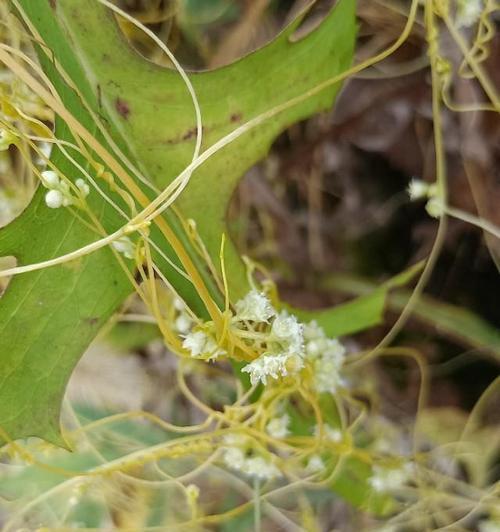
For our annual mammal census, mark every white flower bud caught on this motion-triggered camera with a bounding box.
[75,178,90,197]
[41,170,60,189]
[45,189,64,209]
[111,236,135,259]
[426,197,445,218]
[175,314,192,334]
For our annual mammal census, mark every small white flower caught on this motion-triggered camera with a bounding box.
[223,447,246,471]
[306,455,324,474]
[75,178,90,197]
[407,178,430,200]
[325,426,342,442]
[306,336,346,394]
[271,312,304,353]
[243,456,281,481]
[235,290,276,322]
[324,339,346,365]
[45,189,64,209]
[222,441,281,481]
[111,236,135,259]
[369,463,413,493]
[313,362,345,393]
[407,178,444,218]
[266,414,290,439]
[182,330,225,360]
[326,427,342,442]
[182,331,208,357]
[242,352,302,386]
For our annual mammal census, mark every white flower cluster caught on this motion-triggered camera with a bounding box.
[41,170,89,209]
[237,292,347,391]
[178,297,226,360]
[456,0,483,28]
[235,291,303,385]
[304,322,346,394]
[306,454,324,474]
[235,290,275,322]
[369,463,413,493]
[178,297,225,361]
[177,289,347,390]
[222,435,281,481]
[242,350,303,386]
[182,329,226,361]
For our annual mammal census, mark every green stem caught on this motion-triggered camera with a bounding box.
[445,205,500,240]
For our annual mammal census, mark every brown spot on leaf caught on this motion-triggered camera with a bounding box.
[182,127,197,141]
[49,0,56,8]
[230,112,242,123]
[115,98,130,119]
[97,84,102,110]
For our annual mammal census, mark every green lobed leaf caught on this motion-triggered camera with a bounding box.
[0,0,356,444]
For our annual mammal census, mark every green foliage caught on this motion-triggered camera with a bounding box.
[327,272,500,363]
